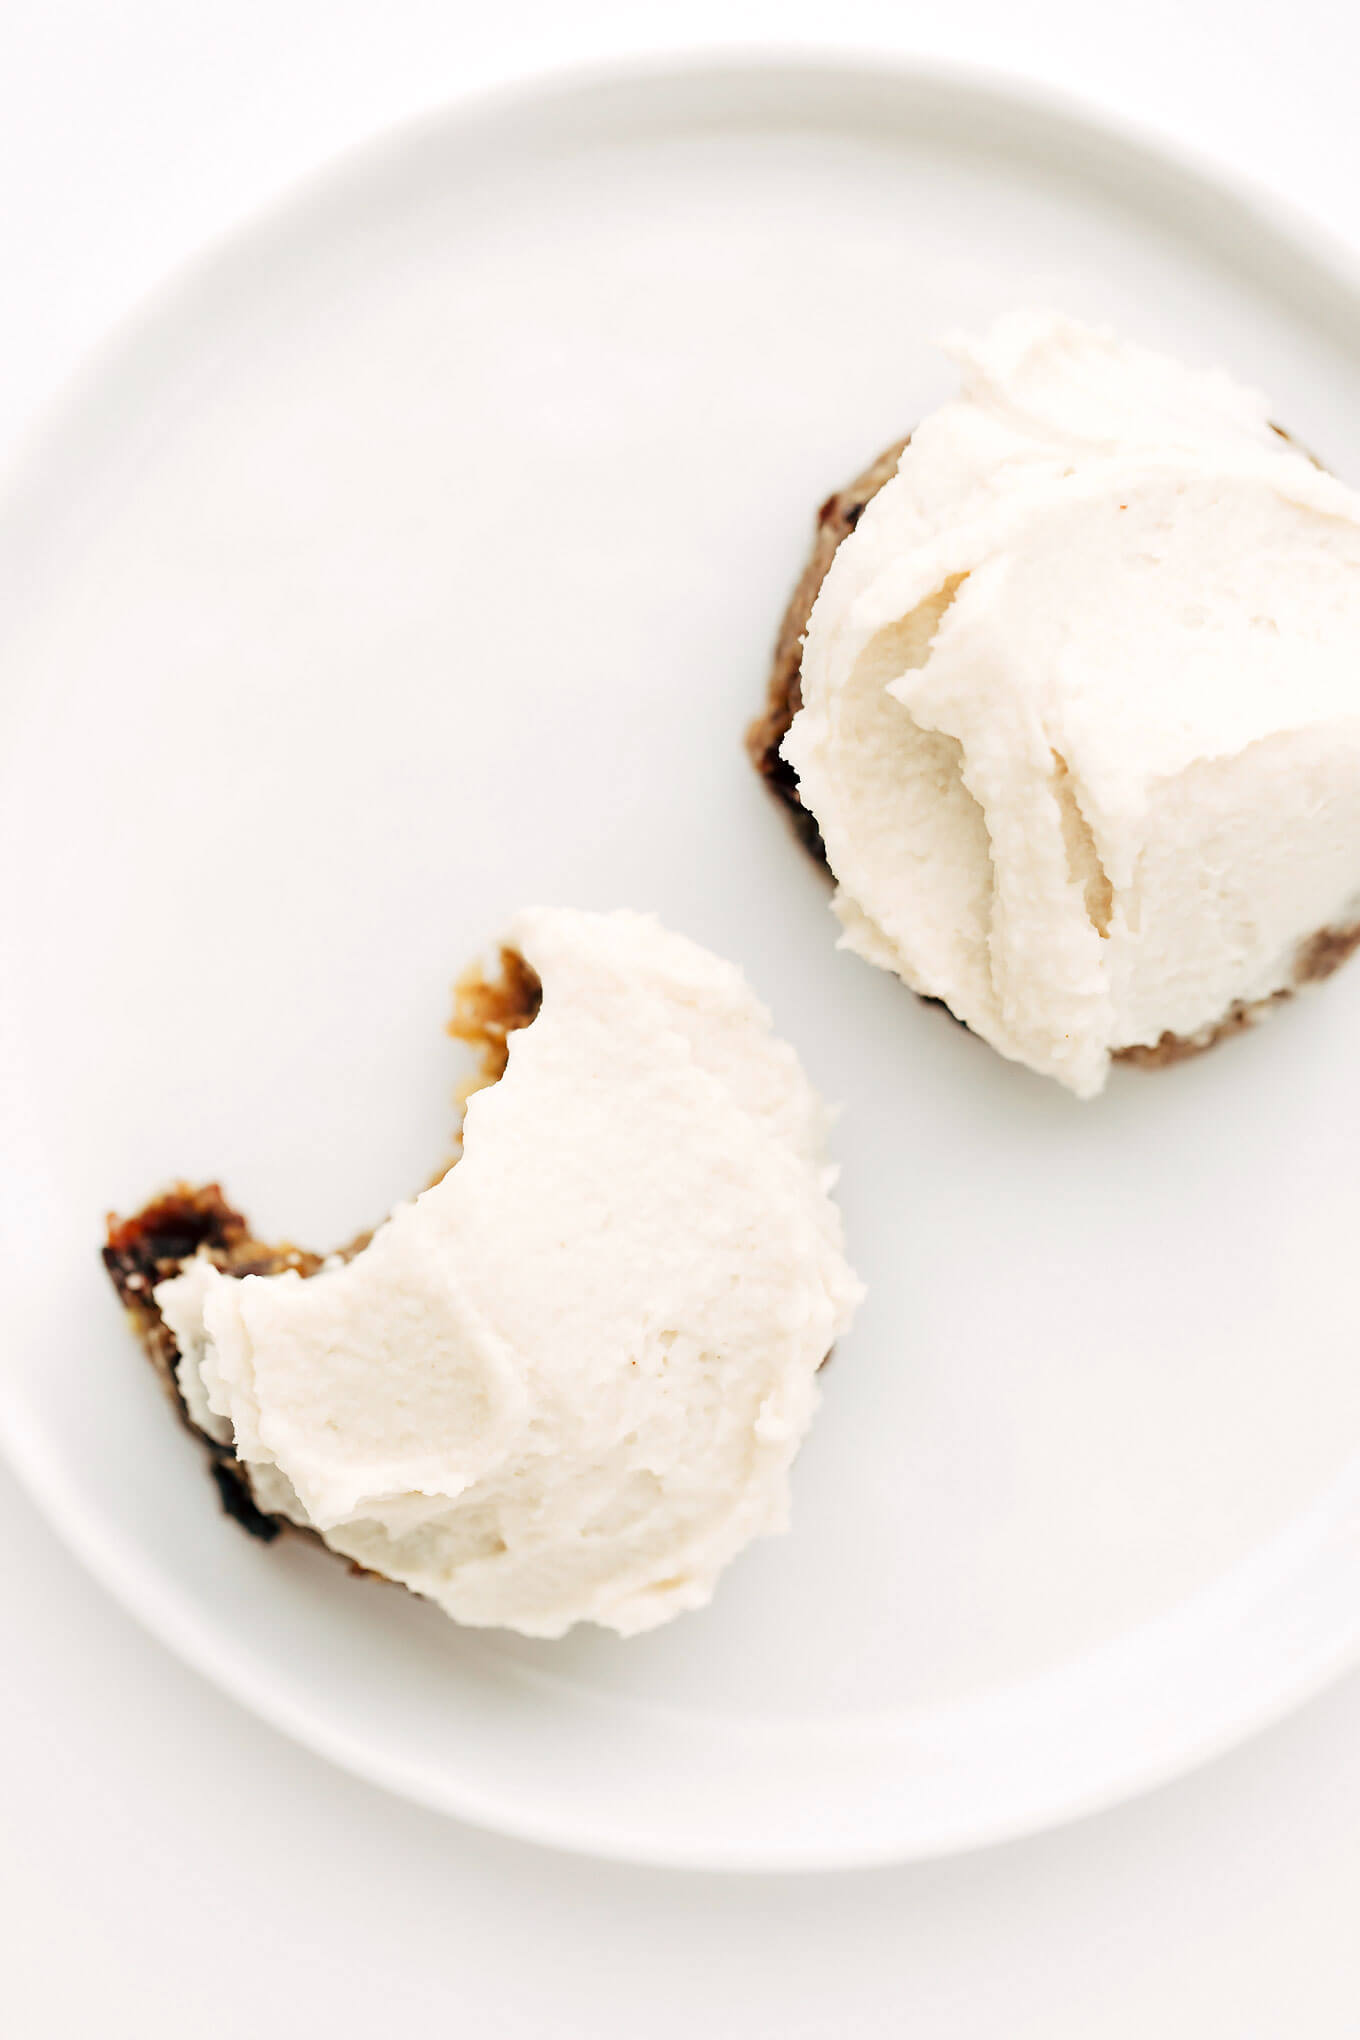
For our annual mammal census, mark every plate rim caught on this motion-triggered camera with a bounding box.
[4,45,1360,1872]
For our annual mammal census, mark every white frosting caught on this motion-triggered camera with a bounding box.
[156,909,861,1637]
[784,311,1360,1096]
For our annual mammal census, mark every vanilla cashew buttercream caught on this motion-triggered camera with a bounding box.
[157,908,861,1636]
[784,311,1360,1096]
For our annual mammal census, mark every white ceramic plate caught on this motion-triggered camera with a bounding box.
[4,53,1360,1872]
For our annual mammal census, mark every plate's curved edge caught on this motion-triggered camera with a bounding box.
[4,49,1360,1872]
[3,44,1359,525]
[5,1374,1360,1873]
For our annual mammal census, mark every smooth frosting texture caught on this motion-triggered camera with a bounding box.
[784,311,1360,1096]
[157,908,861,1637]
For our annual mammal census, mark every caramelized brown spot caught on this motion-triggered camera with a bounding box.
[448,945,543,1097]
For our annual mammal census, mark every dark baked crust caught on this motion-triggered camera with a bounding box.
[745,437,908,862]
[103,1185,318,1540]
[749,428,1360,1070]
[103,950,542,1540]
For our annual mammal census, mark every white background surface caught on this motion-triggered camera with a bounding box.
[3,2,1359,2032]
